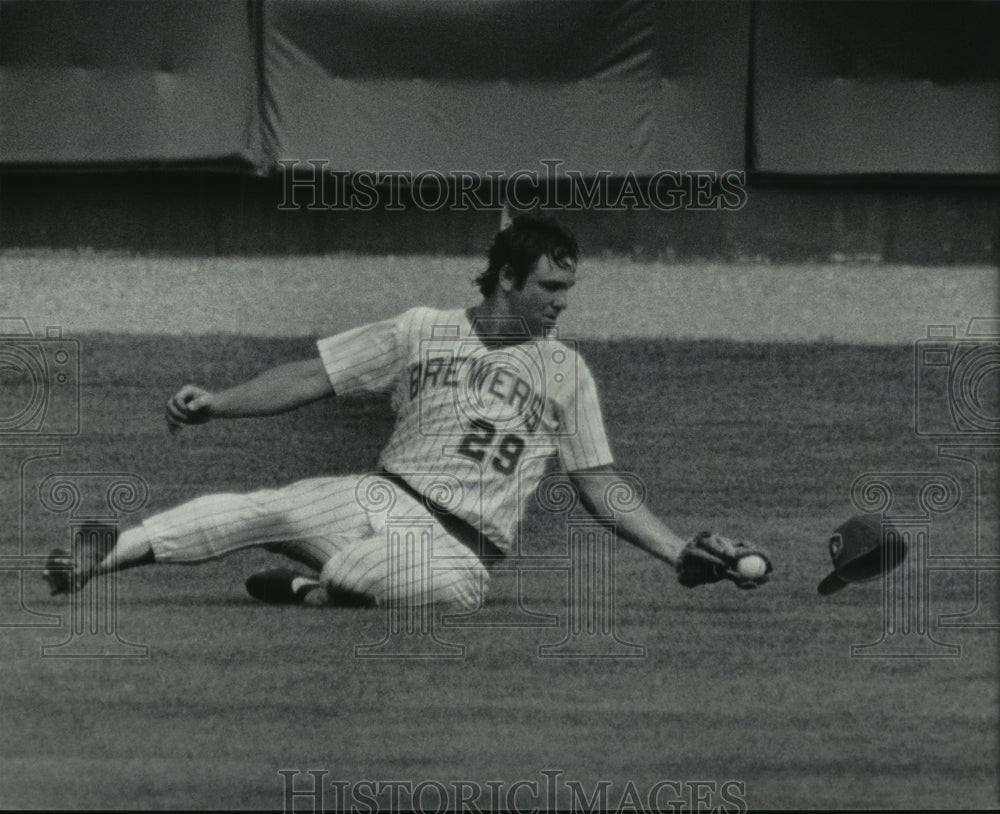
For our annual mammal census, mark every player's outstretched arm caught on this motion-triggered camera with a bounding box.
[166,356,333,429]
[568,467,687,566]
[569,466,773,589]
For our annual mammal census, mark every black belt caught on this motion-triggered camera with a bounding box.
[378,471,506,563]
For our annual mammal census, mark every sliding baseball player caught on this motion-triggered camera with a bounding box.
[43,213,771,608]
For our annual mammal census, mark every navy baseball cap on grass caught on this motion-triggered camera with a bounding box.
[818,515,907,595]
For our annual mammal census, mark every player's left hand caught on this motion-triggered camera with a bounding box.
[676,531,773,589]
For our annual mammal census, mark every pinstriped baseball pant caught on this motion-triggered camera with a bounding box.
[140,475,488,609]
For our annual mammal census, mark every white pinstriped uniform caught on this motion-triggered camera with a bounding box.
[143,306,613,607]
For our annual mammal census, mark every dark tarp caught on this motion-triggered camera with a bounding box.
[752,1,1000,175]
[262,0,751,175]
[0,0,260,166]
[4,0,997,177]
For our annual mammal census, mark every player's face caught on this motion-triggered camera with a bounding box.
[504,255,576,336]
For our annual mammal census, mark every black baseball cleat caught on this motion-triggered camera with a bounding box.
[42,549,77,595]
[42,546,105,595]
[41,526,116,595]
[245,568,378,607]
[245,568,322,605]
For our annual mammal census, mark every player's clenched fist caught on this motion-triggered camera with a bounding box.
[166,385,213,430]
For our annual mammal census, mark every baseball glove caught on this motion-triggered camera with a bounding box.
[676,531,773,589]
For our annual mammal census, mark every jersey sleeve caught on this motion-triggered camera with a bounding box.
[316,309,414,396]
[557,358,615,472]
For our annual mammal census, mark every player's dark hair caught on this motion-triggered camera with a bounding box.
[475,213,578,296]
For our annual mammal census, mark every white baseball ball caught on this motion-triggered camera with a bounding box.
[736,554,768,579]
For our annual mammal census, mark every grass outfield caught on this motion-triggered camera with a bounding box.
[2,335,998,809]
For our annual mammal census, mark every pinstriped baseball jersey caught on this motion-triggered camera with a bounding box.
[317,306,613,551]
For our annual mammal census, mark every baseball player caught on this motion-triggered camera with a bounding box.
[43,214,771,608]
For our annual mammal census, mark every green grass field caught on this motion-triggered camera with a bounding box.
[2,334,997,810]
